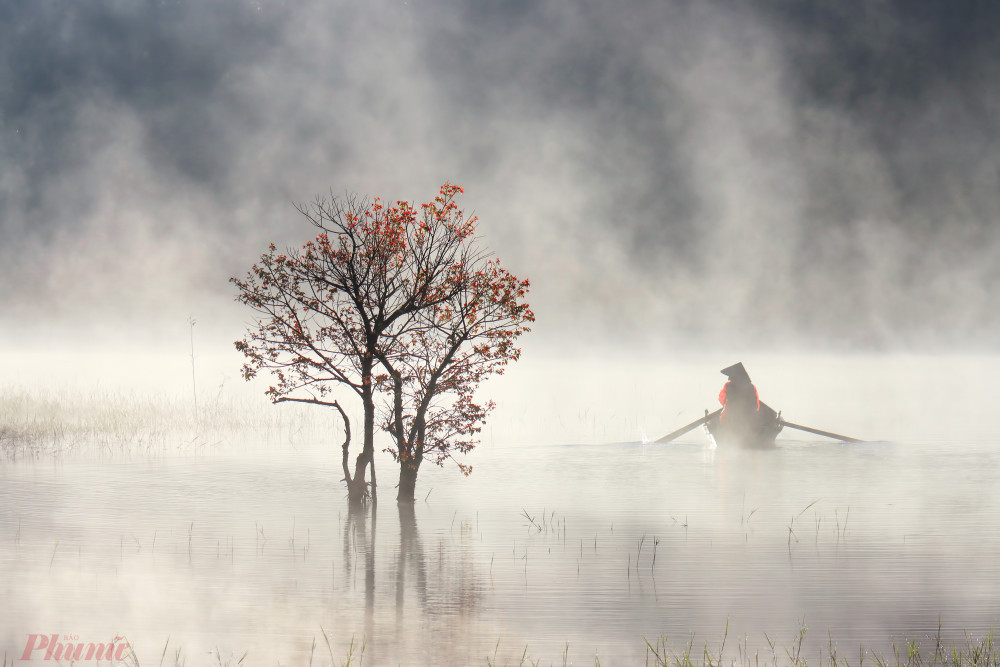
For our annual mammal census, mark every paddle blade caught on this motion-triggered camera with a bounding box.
[778,420,861,442]
[656,409,722,444]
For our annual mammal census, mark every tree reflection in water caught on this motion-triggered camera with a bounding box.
[341,502,376,645]
[335,500,487,663]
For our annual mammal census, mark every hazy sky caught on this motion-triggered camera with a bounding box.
[3,0,999,352]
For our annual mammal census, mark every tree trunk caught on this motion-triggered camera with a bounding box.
[396,457,421,503]
[348,366,376,506]
[327,399,365,509]
[343,438,365,508]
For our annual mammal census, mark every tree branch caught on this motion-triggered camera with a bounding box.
[274,396,345,409]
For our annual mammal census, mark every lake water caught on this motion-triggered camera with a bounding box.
[3,436,1000,665]
[2,353,1000,665]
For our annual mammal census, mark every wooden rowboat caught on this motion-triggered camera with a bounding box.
[655,362,861,447]
[705,401,783,449]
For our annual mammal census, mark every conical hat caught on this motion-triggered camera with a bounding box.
[720,362,751,382]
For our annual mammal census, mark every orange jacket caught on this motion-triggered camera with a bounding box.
[719,380,760,410]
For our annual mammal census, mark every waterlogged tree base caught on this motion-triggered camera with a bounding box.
[397,459,420,503]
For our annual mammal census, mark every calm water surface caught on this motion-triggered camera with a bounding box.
[2,434,1000,665]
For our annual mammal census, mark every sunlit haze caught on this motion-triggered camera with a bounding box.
[3,1,998,353]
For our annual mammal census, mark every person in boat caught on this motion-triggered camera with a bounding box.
[718,362,759,422]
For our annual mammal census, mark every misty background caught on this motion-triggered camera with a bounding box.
[3,0,999,357]
[5,7,1000,658]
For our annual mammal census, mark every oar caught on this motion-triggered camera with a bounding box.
[778,419,861,443]
[656,409,722,444]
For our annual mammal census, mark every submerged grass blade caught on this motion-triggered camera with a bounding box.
[158,635,170,667]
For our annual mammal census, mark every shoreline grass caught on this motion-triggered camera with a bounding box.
[640,626,998,667]
[0,385,348,461]
[9,628,994,667]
